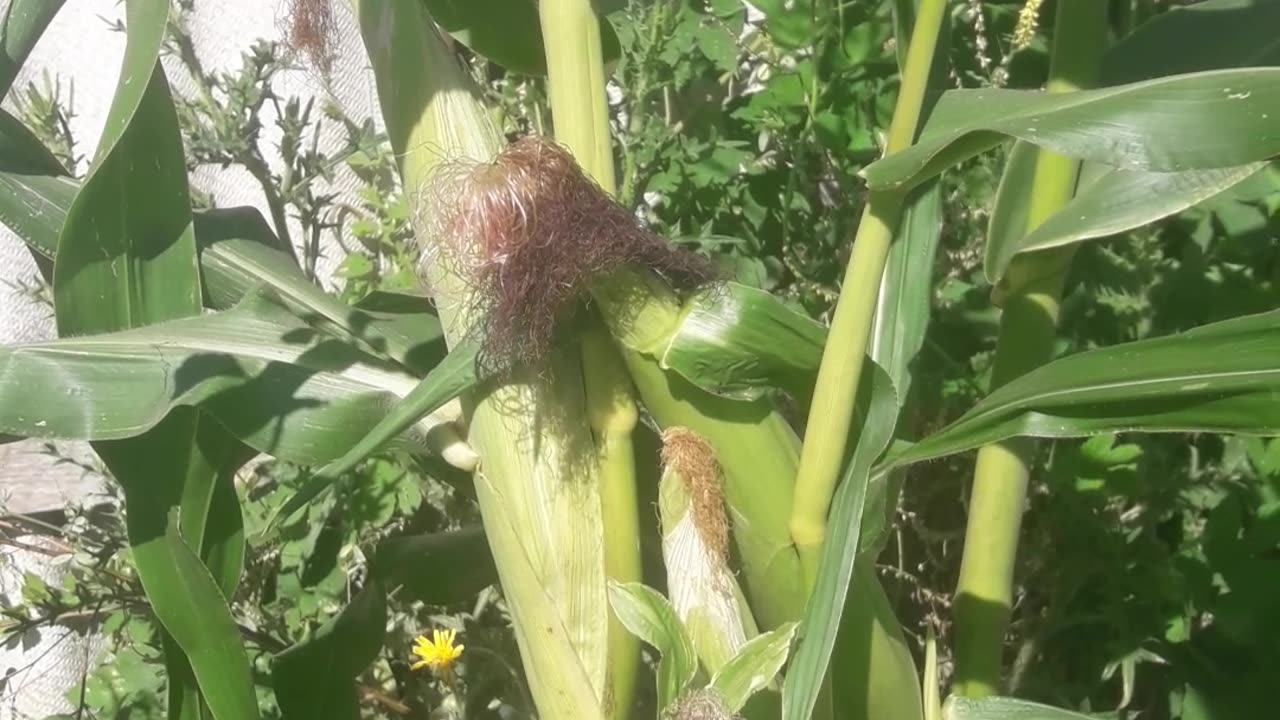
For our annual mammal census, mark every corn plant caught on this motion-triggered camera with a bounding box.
[1,0,1278,718]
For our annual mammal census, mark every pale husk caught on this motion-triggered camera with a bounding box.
[351,2,608,717]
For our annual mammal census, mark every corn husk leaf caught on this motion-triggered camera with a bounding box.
[607,582,700,713]
[708,622,797,713]
[658,447,757,674]
[354,2,611,717]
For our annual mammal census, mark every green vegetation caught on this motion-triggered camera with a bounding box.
[0,1,1277,719]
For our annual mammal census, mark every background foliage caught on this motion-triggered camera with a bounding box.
[2,1,1277,718]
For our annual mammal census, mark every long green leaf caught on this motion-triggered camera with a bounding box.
[104,417,260,720]
[983,0,1280,284]
[986,162,1265,282]
[982,139,1040,286]
[48,1,258,716]
[0,110,445,376]
[274,337,481,523]
[193,208,447,374]
[944,695,1095,720]
[371,527,496,605]
[0,167,449,376]
[708,622,797,713]
[0,0,67,97]
[424,0,620,75]
[0,289,465,466]
[887,310,1280,471]
[782,362,899,720]
[272,579,388,720]
[871,178,943,401]
[662,282,825,401]
[861,68,1280,192]
[607,582,700,713]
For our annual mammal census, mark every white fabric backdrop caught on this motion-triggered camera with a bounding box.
[0,1,379,714]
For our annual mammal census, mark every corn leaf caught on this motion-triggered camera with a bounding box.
[944,696,1095,720]
[1100,0,1280,86]
[0,0,66,97]
[861,68,1280,192]
[49,0,257,716]
[986,162,1265,282]
[0,159,449,376]
[0,288,463,466]
[984,0,1280,284]
[274,336,480,523]
[885,310,1280,471]
[272,579,388,720]
[425,0,620,76]
[662,282,825,401]
[371,527,496,605]
[782,361,899,720]
[708,622,797,713]
[607,582,700,712]
[192,208,448,373]
[872,178,943,401]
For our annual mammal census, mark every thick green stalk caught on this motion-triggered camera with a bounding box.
[790,0,948,584]
[952,0,1109,697]
[539,0,640,715]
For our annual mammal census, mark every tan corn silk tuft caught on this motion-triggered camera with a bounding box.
[284,0,337,76]
[661,428,730,567]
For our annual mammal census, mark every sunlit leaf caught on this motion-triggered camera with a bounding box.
[608,582,700,712]
[944,695,1095,720]
[708,622,797,712]
[887,310,1280,471]
[662,282,825,401]
[862,68,1280,191]
[0,289,465,467]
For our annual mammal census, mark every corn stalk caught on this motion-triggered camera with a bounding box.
[952,0,1110,697]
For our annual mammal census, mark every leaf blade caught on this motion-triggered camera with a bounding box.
[861,68,1280,191]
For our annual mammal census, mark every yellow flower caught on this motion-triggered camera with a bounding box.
[410,628,465,673]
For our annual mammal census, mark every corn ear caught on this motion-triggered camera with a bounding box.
[658,428,759,674]
[352,3,608,716]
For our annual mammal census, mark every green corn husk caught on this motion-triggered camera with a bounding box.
[658,428,759,674]
[352,3,609,717]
